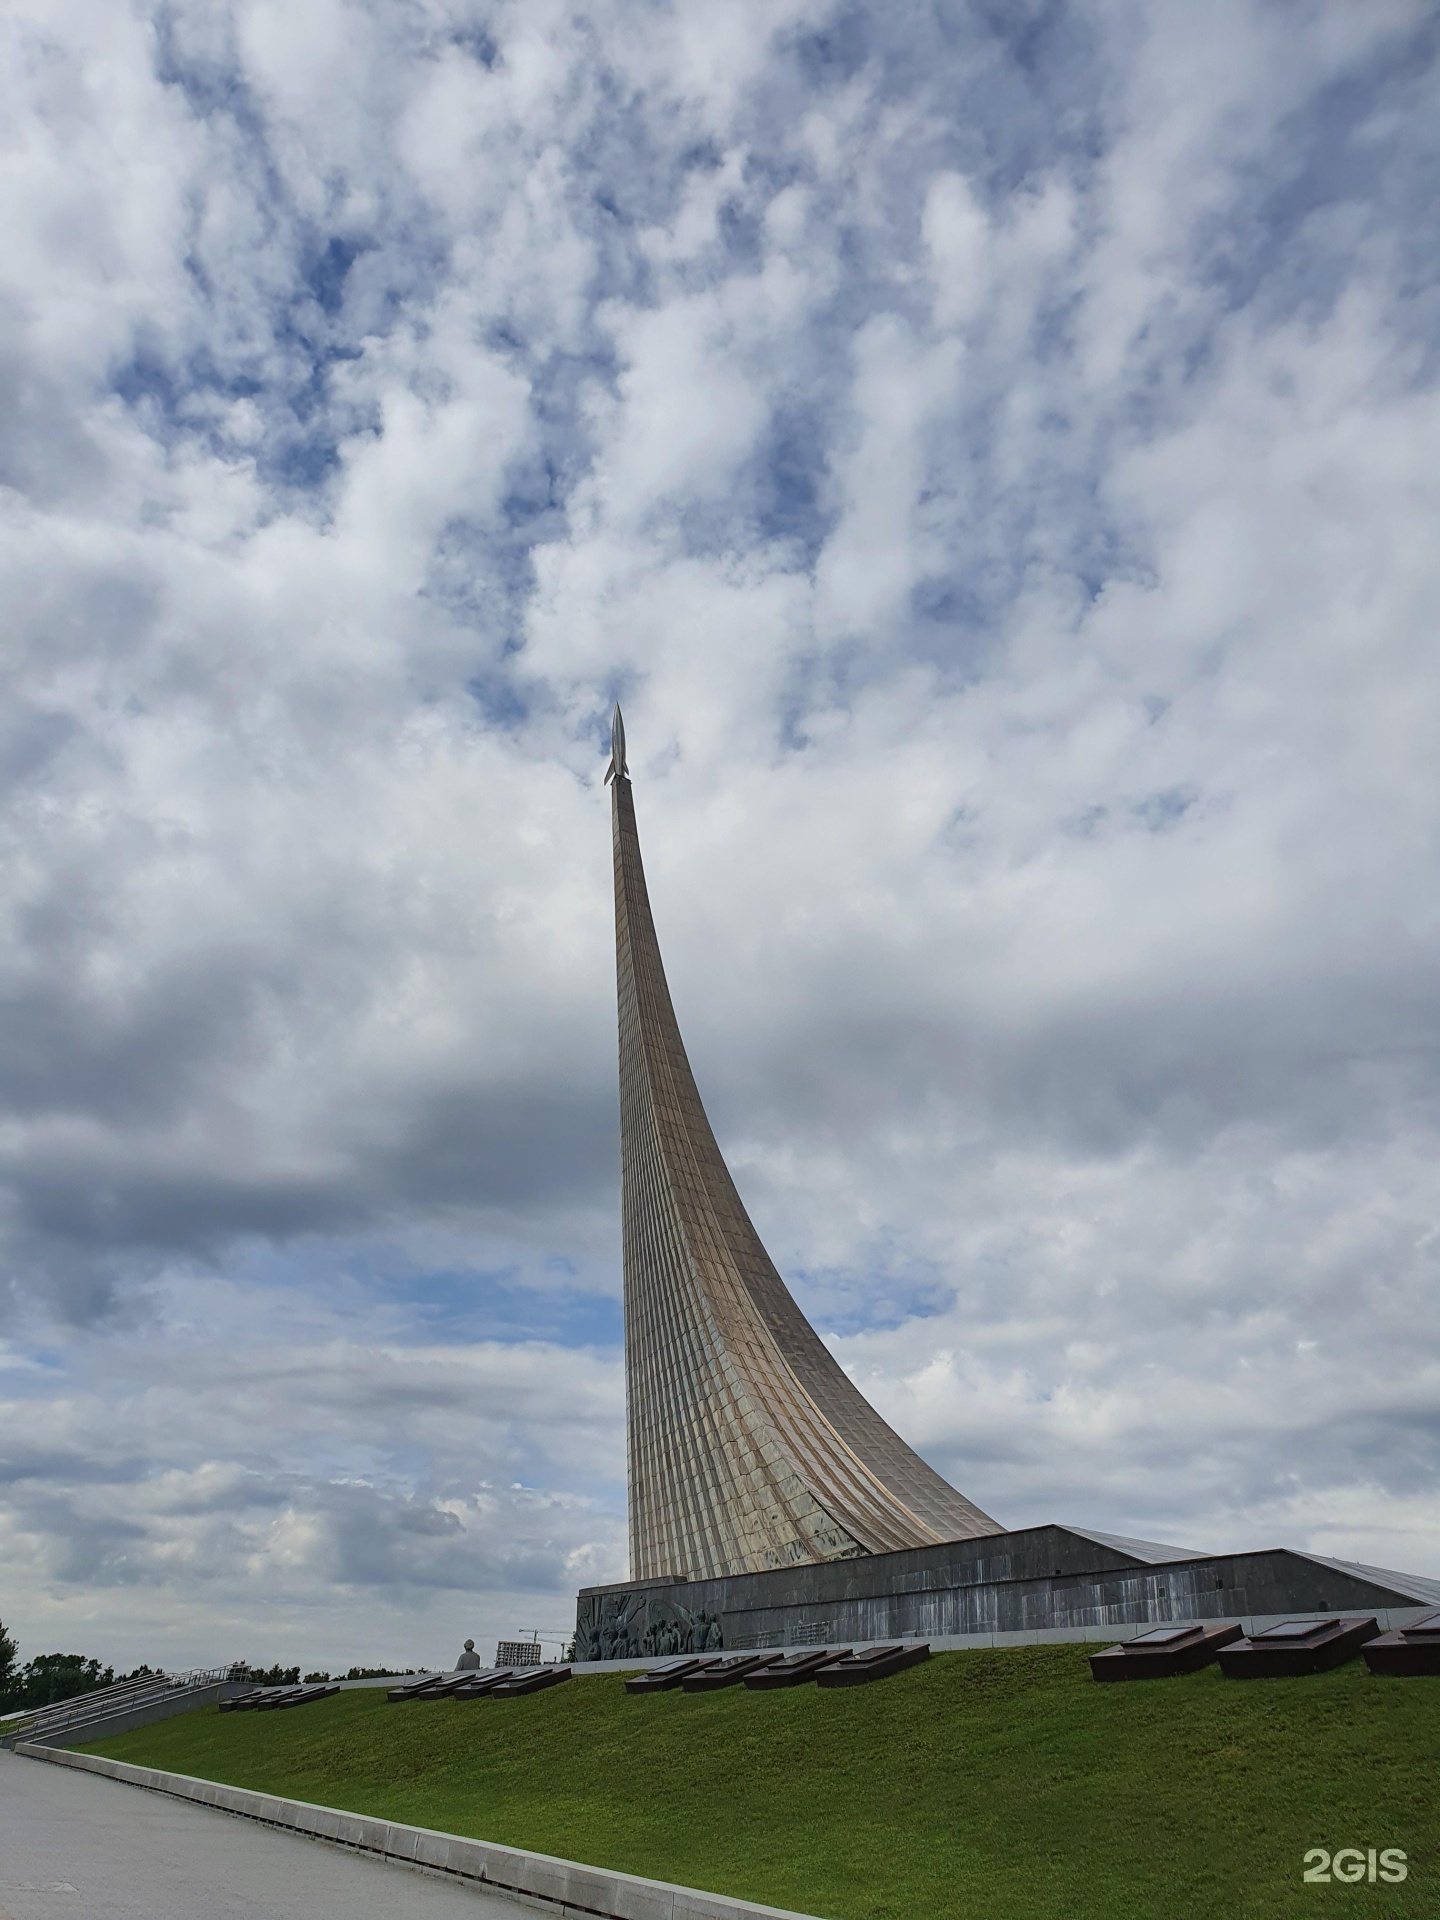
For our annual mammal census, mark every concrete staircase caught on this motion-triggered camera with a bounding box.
[1,1667,250,1750]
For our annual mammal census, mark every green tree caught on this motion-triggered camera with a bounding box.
[9,1653,114,1711]
[0,1619,17,1708]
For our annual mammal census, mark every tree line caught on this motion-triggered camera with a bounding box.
[0,1621,153,1714]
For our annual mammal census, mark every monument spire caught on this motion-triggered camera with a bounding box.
[610,710,1001,1581]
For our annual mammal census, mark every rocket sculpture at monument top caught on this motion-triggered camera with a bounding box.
[608,707,1002,1582]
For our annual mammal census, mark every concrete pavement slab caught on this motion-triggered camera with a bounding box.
[0,1750,536,1919]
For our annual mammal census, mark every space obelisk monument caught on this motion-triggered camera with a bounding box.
[606,706,1002,1582]
[577,709,1439,1658]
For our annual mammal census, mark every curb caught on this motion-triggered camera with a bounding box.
[15,1743,823,1920]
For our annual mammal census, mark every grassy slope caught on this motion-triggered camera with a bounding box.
[86,1647,1437,1920]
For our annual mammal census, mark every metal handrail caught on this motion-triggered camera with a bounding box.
[11,1675,165,1734]
[9,1664,239,1740]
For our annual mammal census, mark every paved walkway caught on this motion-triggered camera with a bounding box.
[0,1752,535,1919]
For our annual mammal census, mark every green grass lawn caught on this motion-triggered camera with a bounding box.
[84,1647,1437,1920]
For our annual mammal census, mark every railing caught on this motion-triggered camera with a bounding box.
[6,1665,239,1744]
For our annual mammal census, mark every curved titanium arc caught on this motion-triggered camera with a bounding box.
[611,764,1001,1581]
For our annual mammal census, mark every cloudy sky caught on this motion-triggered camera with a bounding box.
[1,0,1437,1674]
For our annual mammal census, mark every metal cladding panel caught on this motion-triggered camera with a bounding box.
[611,767,1001,1583]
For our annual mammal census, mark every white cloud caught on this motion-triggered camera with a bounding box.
[0,1268,625,1667]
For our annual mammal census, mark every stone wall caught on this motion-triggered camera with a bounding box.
[576,1524,1440,1657]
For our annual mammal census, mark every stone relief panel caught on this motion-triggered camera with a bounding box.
[575,1589,724,1661]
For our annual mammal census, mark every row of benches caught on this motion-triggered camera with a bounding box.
[219,1683,340,1713]
[388,1667,573,1702]
[229,1618,1418,1715]
[384,1645,929,1705]
[626,1644,929,1692]
[1091,1610,1440,1680]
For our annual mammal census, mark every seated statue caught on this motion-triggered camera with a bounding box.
[455,1638,482,1671]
